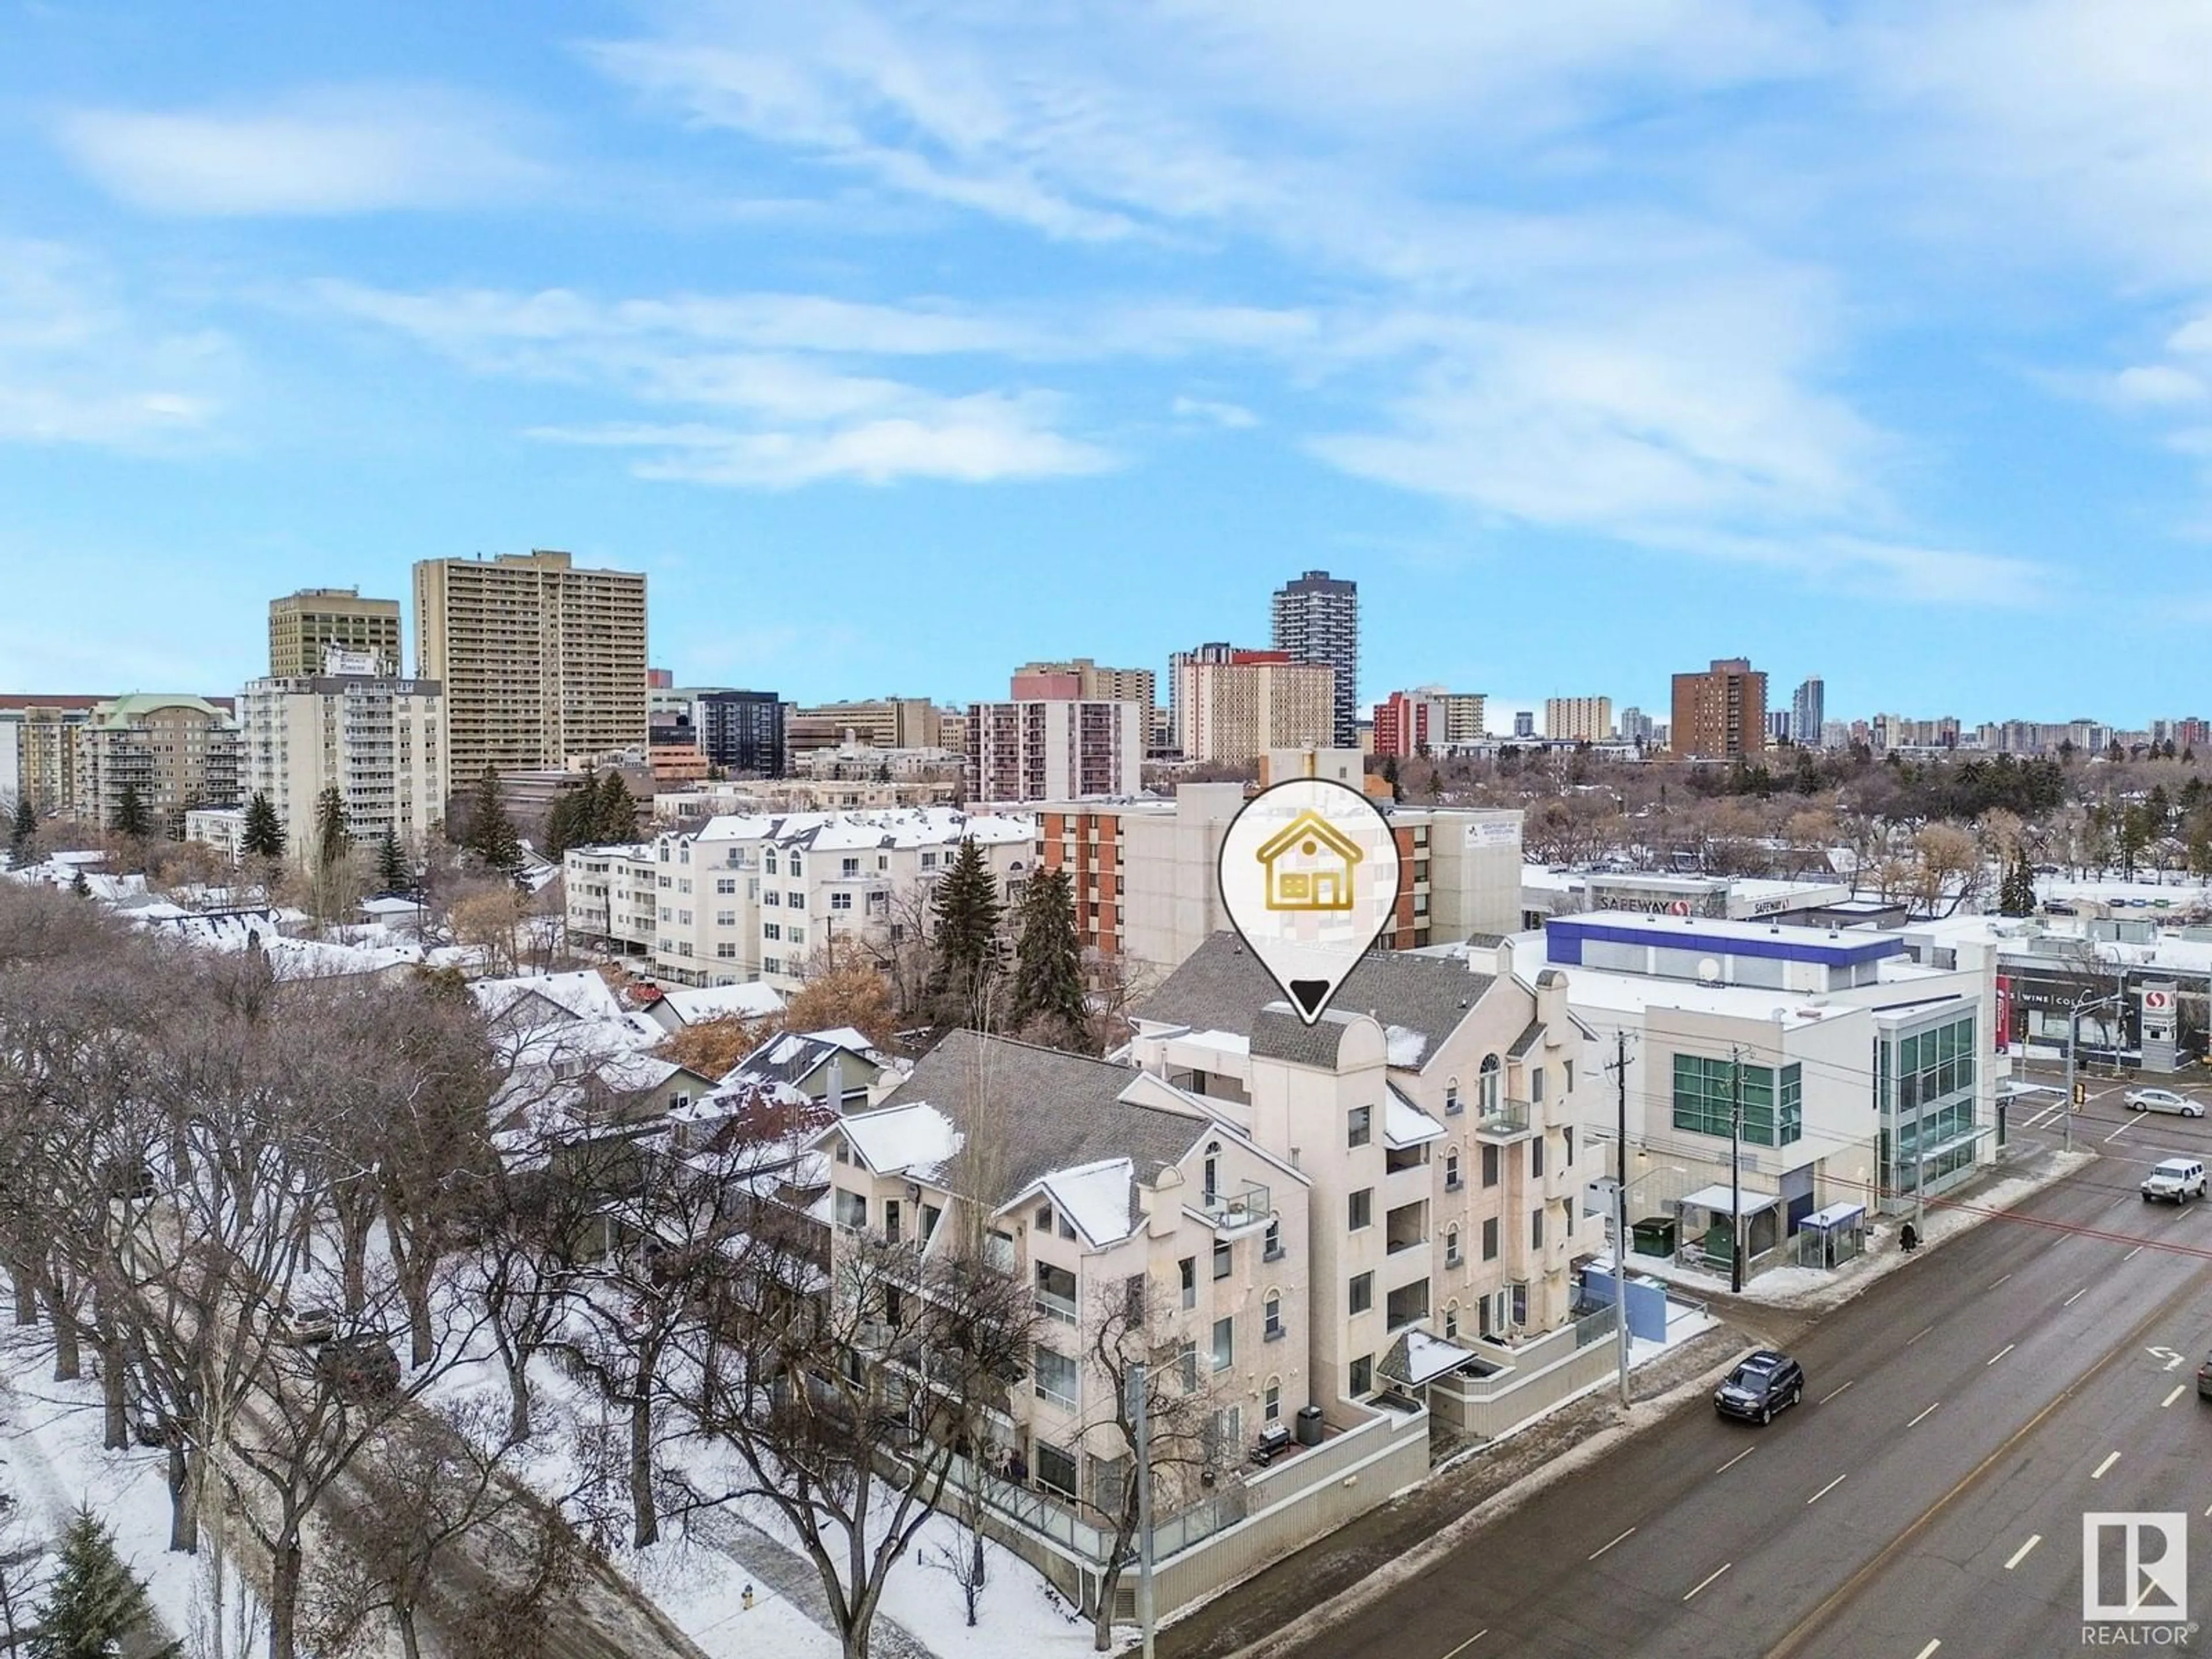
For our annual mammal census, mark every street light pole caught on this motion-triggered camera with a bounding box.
[1611,1030,1631,1409]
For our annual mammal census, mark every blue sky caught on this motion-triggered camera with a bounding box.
[6,2,2212,726]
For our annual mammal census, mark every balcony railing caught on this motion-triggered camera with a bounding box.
[1034,1287,1078,1324]
[1198,1181,1272,1232]
[1475,1099,1532,1139]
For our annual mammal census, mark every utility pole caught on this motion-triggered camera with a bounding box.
[1130,1362,1155,1659]
[1608,1029,1633,1409]
[1729,1046,1745,1294]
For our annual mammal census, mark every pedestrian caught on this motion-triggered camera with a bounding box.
[1900,1221,1919,1252]
[743,1585,755,1612]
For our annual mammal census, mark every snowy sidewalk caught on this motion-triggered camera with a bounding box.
[680,1503,934,1659]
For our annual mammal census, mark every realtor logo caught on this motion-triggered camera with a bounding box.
[2084,1513,2188,1622]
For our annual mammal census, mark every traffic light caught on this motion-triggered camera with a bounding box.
[2073,1081,2087,1108]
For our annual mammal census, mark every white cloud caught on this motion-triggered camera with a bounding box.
[0,240,232,448]
[55,85,543,215]
[2112,365,2209,408]
[1172,395,1258,429]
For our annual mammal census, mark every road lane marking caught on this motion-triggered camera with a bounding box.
[2165,1384,2188,1408]
[1988,1272,2013,1290]
[1987,1343,2015,1366]
[2005,1535,2041,1570]
[1807,1475,1847,1505]
[1908,1401,1941,1427]
[1682,1563,1731,1601]
[1906,1325,1933,1346]
[1589,1527,1635,1560]
[1717,1446,1757,1474]
[2063,1287,2088,1307]
[2092,1451,2120,1480]
[2125,1245,2146,1262]
[1913,1642,1941,1659]
[1437,1631,1488,1659]
[1820,1381,1854,1404]
[2108,1119,2139,1143]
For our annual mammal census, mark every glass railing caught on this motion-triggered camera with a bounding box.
[1476,1100,1532,1137]
[1199,1181,1271,1228]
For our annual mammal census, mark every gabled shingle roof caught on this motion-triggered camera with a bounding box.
[1506,1020,1546,1059]
[1251,1006,1360,1068]
[878,1029,1209,1210]
[1136,931,1498,1068]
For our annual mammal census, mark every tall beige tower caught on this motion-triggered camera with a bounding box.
[269,588,402,677]
[412,550,648,786]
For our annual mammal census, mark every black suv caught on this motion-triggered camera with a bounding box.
[315,1335,402,1403]
[1715,1350,1805,1424]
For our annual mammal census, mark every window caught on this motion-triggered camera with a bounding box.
[658,875,672,889]
[1510,1281,1529,1327]
[788,927,806,946]
[1445,1079,1461,1115]
[1264,1377,1282,1422]
[763,922,781,941]
[1530,1137,1545,1180]
[1482,1144,1499,1188]
[835,1188,867,1229]
[716,942,737,959]
[1349,1188,1373,1230]
[766,851,779,874]
[1179,1256,1196,1308]
[1349,1354,1373,1398]
[787,854,802,878]
[1531,1207,1545,1250]
[1034,1344,1077,1407]
[1530,1066,1545,1104]
[1179,1340,1198,1392]
[1347,1104,1372,1148]
[1035,1261,1077,1320]
[762,957,782,974]
[1482,1217,1499,1261]
[716,877,736,895]
[677,878,692,894]
[921,851,938,869]
[716,910,736,926]
[884,1200,902,1244]
[883,1285,903,1327]
[1564,1059,1574,1093]
[922,1204,942,1244]
[677,910,692,926]
[831,892,853,910]
[1672,1055,1804,1147]
[1036,1440,1078,1498]
[1037,1204,1054,1231]
[1263,1220,1283,1261]
[1349,1272,1374,1315]
[1446,1225,1461,1266]
[1203,1141,1220,1200]
[1264,1292,1283,1340]
[1212,1316,1234,1372]
[1213,1239,1232,1281]
[1444,1305,1459,1339]
[842,857,860,877]
[787,891,804,908]
[1563,1126,1574,1165]
[658,907,672,922]
[764,890,780,907]
[1445,1149,1461,1190]
[1058,1215,1076,1241]
[1478,1054,1501,1113]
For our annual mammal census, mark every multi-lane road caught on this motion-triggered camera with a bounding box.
[1287,1077,2212,1659]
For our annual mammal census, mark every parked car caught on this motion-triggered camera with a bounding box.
[315,1334,402,1402]
[1715,1350,1805,1424]
[2127,1088,2205,1118]
[2198,1350,2212,1401]
[275,1302,337,1346]
[2142,1158,2208,1204]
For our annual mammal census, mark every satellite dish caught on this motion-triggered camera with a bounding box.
[1696,957,1722,983]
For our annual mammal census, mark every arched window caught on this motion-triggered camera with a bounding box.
[1445,1146,1461,1190]
[1264,1290,1283,1341]
[1444,1303,1459,1340]
[1445,1076,1461,1115]
[1478,1054,1501,1114]
[1446,1224,1461,1266]
[1264,1376,1282,1422]
[1204,1140,1221,1202]
[766,850,779,874]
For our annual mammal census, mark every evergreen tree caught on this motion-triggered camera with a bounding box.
[8,790,34,866]
[29,1505,174,1659]
[1009,865,1089,1048]
[374,828,409,893]
[593,768,638,844]
[1998,851,2037,917]
[467,769,523,874]
[313,785,351,873]
[543,786,591,857]
[239,791,286,861]
[112,784,149,842]
[929,837,1003,1016]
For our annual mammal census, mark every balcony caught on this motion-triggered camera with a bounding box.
[1199,1180,1273,1236]
[1384,1200,1427,1255]
[1475,1099,1533,1141]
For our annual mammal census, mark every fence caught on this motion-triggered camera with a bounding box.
[1427,1304,1620,1442]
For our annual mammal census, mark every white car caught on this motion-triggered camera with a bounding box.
[2143,1158,2208,1203]
[2126,1088,2206,1118]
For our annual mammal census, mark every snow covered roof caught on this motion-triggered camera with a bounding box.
[1004,1158,1140,1248]
[470,969,625,1025]
[659,982,786,1025]
[839,1100,965,1182]
[1383,1024,1427,1067]
[1384,1086,1445,1148]
[685,806,1034,851]
[1380,1327,1486,1388]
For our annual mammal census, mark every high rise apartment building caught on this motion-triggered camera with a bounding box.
[1010,658,1156,714]
[1543,697,1613,743]
[1372,690,1438,759]
[412,551,649,785]
[1271,569,1359,748]
[1669,658,1767,759]
[268,588,402,677]
[967,681,1145,803]
[1173,652,1333,764]
[1,704,93,816]
[75,695,241,832]
[692,690,786,777]
[786,698,948,755]
[238,650,445,854]
[1791,677,1826,747]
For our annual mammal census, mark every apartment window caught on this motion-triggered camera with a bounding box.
[1563,1126,1574,1165]
[677,878,691,894]
[763,923,781,941]
[1263,1220,1283,1261]
[1033,1346,1078,1408]
[1179,1256,1196,1309]
[1264,1378,1282,1422]
[831,892,852,910]
[1530,1137,1545,1180]
[787,927,806,947]
[1482,1217,1499,1262]
[1347,1104,1372,1149]
[677,910,692,926]
[1349,1272,1374,1316]
[1264,1292,1284,1340]
[1037,1205,1054,1231]
[921,851,938,869]
[715,877,736,895]
[1531,1207,1545,1250]
[658,907,672,923]
[766,851,779,874]
[1212,1316,1234,1372]
[1034,1440,1078,1499]
[762,957,782,974]
[1035,1262,1076,1321]
[787,854,803,877]
[764,890,780,907]
[1478,1054,1501,1113]
[1445,1149,1461,1191]
[1059,1215,1076,1241]
[884,1200,902,1245]
[1531,1066,1545,1105]
[834,1189,866,1230]
[716,911,736,926]
[1349,1355,1373,1399]
[1213,1239,1232,1281]
[1444,1305,1459,1339]
[787,891,804,909]
[842,857,860,877]
[1482,1144,1499,1188]
[1446,1225,1461,1267]
[1564,1059,1574,1094]
[1349,1188,1373,1230]
[715,943,736,959]
[1445,1080,1461,1115]
[1511,1282,1529,1327]
[657,875,672,889]
[1179,1340,1198,1392]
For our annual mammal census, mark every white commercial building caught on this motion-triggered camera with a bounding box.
[236,649,446,856]
[564,806,1035,991]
